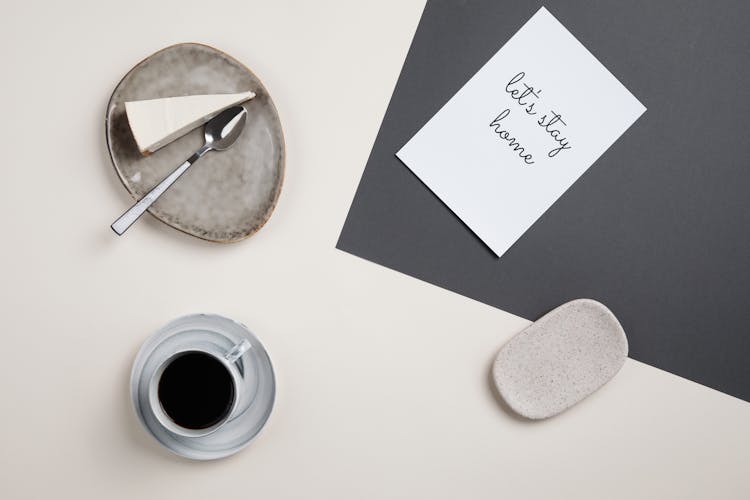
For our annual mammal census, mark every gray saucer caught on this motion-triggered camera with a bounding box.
[106,43,285,242]
[130,314,276,460]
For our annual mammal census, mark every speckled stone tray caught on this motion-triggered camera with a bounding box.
[492,299,628,419]
[106,43,284,242]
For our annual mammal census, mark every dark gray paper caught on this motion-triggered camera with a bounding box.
[337,0,750,401]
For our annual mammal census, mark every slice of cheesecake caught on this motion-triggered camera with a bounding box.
[124,90,255,155]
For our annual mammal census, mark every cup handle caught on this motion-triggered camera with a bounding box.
[225,339,252,364]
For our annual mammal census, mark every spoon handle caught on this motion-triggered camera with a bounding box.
[111,146,210,235]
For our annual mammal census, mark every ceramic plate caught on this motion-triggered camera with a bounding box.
[106,43,285,242]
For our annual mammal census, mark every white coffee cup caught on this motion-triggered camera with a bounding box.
[147,339,252,438]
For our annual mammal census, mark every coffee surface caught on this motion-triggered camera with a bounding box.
[158,351,235,430]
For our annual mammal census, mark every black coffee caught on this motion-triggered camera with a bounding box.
[158,351,235,430]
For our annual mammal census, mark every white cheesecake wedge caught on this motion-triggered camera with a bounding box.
[124,90,255,155]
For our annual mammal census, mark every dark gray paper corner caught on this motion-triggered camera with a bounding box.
[337,0,750,402]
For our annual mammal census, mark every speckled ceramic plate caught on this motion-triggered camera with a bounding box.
[106,43,284,242]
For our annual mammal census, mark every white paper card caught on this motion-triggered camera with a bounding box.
[396,7,646,257]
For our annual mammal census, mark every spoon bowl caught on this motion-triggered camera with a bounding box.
[206,106,248,151]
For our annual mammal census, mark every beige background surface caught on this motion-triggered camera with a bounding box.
[1,1,748,498]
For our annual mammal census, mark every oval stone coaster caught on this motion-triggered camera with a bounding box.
[492,299,628,419]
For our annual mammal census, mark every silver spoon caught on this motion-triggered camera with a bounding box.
[111,106,248,235]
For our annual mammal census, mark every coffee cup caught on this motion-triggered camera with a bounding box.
[130,314,275,460]
[148,339,251,438]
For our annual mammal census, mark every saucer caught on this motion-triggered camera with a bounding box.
[106,43,285,242]
[130,314,276,460]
